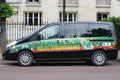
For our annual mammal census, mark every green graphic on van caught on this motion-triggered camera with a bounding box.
[10,37,116,53]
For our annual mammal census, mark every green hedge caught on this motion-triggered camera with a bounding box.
[102,16,120,49]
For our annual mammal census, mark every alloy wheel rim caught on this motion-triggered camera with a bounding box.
[94,52,105,65]
[19,53,32,65]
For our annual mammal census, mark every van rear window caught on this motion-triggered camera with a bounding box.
[89,23,112,37]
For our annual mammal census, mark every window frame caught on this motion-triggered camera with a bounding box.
[27,0,41,4]
[97,13,109,21]
[24,12,42,26]
[59,12,77,22]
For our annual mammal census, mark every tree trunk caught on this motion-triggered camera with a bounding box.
[0,0,6,53]
[0,0,5,3]
[0,18,6,52]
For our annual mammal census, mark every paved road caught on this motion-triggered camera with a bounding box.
[0,58,120,80]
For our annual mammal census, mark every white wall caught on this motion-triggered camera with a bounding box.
[6,0,17,3]
[78,0,96,21]
[6,0,23,3]
[111,0,120,17]
[41,0,59,22]
[7,0,120,22]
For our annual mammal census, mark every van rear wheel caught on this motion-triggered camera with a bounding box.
[17,51,34,67]
[91,51,107,66]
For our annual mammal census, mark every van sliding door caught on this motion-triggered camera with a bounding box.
[60,23,91,59]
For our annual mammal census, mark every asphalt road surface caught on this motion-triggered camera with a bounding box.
[0,58,120,80]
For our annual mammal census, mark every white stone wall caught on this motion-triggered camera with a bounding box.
[78,0,96,21]
[6,0,120,22]
[111,0,120,17]
[41,0,59,22]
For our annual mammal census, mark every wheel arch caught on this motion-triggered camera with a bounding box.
[91,49,108,59]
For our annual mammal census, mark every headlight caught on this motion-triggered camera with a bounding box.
[6,41,17,48]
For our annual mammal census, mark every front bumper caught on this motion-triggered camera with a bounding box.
[2,48,17,61]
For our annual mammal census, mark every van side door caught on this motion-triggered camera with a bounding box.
[60,23,91,59]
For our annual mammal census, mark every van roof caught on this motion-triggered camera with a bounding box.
[47,21,113,25]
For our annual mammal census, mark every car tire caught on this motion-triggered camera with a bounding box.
[17,51,34,67]
[91,51,107,66]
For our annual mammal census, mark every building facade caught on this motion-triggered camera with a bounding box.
[6,0,120,26]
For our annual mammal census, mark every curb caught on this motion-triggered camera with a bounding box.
[0,53,2,58]
[0,53,1,56]
[117,50,120,60]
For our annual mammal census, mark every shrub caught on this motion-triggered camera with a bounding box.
[102,16,120,49]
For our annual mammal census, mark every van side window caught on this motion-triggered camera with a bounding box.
[63,24,76,38]
[89,23,112,37]
[75,23,89,37]
[62,23,89,38]
[39,25,59,39]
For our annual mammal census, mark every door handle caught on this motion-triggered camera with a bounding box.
[57,40,60,43]
[64,40,68,44]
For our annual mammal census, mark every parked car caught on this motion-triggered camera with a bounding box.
[2,22,118,66]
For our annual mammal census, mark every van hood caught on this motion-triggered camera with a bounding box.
[6,36,30,48]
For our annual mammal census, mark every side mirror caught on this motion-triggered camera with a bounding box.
[37,34,44,40]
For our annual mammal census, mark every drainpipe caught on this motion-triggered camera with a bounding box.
[63,0,66,21]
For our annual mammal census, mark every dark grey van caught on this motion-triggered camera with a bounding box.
[3,22,118,66]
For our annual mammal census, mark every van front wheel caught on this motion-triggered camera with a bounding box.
[17,51,34,67]
[91,51,107,66]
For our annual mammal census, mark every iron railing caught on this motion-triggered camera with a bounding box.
[6,21,46,44]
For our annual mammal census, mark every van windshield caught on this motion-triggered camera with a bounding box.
[28,27,41,37]
[27,25,46,38]
[17,26,44,41]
